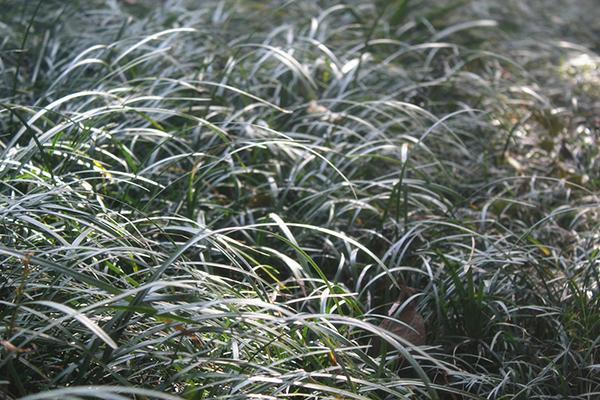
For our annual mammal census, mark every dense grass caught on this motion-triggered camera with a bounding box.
[1,0,599,399]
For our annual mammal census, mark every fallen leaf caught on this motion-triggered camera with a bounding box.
[1,339,34,353]
[371,286,427,356]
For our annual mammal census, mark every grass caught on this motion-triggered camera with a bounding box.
[0,0,599,399]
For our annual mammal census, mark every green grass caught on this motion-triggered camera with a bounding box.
[1,0,599,399]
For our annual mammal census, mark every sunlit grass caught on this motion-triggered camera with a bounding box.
[1,0,599,399]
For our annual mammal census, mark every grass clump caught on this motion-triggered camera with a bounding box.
[1,0,599,399]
